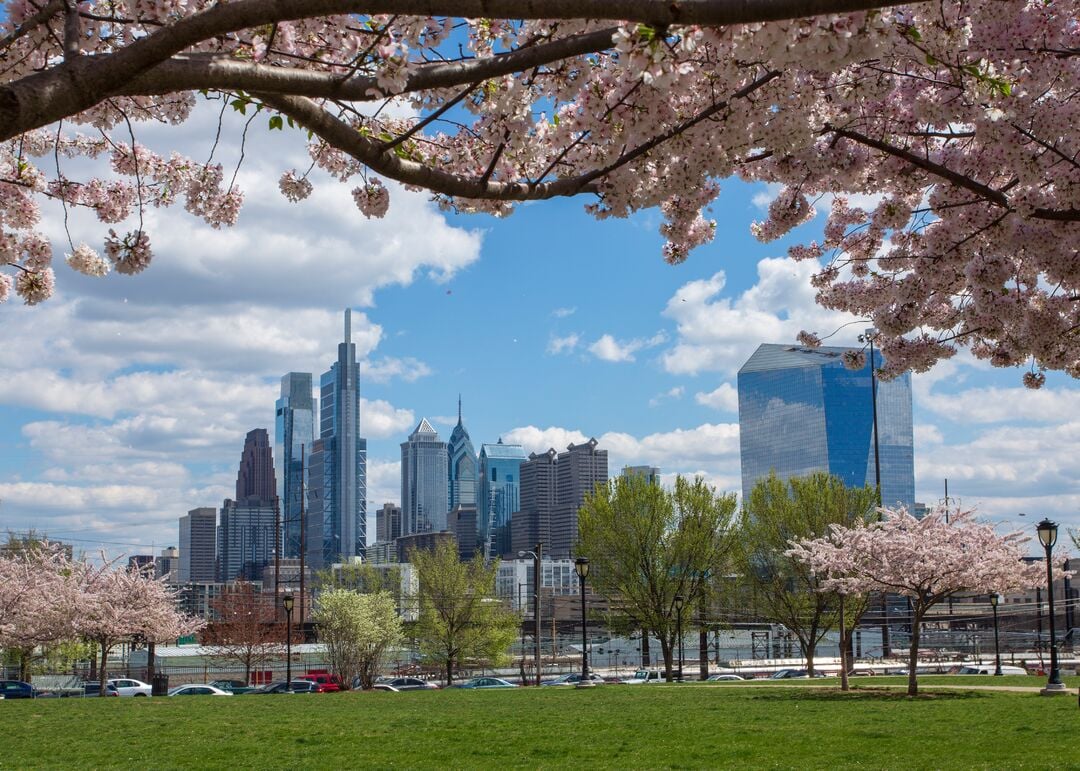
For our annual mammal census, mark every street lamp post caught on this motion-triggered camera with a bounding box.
[518,544,543,686]
[859,327,890,656]
[283,594,294,685]
[1036,519,1066,694]
[574,558,594,687]
[990,593,1003,676]
[675,594,685,683]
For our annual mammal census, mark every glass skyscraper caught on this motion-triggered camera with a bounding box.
[275,373,313,559]
[401,418,449,535]
[737,343,915,511]
[477,439,528,560]
[308,310,367,570]
[447,397,477,511]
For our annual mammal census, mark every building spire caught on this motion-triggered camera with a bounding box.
[344,308,351,345]
[457,394,462,425]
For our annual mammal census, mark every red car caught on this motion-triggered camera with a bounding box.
[300,673,343,693]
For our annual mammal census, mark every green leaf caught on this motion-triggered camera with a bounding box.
[231,100,247,115]
[268,115,283,131]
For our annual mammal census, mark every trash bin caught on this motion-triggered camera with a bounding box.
[152,673,169,696]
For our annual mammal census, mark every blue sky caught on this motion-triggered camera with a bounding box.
[0,101,1077,558]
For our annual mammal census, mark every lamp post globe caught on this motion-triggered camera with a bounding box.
[574,558,593,688]
[283,594,295,685]
[1035,519,1066,694]
[674,594,685,683]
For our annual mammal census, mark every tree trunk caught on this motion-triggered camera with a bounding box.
[660,637,674,681]
[146,642,156,684]
[907,608,923,697]
[803,639,817,678]
[99,641,111,696]
[18,648,31,682]
[699,625,709,680]
[640,630,650,668]
[446,657,453,685]
[839,598,849,692]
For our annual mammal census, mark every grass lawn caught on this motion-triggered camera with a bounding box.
[2,683,1077,769]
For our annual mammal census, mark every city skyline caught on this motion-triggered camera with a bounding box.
[0,102,1077,557]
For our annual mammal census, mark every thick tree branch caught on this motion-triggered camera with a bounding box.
[118,27,619,102]
[0,0,906,141]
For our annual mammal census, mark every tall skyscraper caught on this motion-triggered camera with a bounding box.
[737,343,915,510]
[236,428,276,503]
[219,429,278,582]
[178,507,217,583]
[477,439,528,560]
[622,465,661,484]
[276,372,314,558]
[550,439,608,557]
[512,448,557,554]
[155,546,179,582]
[308,310,368,570]
[447,397,477,511]
[401,418,449,535]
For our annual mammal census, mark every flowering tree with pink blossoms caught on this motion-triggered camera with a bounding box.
[74,562,204,695]
[0,1,1078,384]
[787,506,1045,695]
[0,543,75,680]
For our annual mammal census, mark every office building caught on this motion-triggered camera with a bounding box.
[127,555,154,574]
[452,504,478,561]
[511,448,557,554]
[376,502,403,543]
[550,439,608,557]
[218,429,279,582]
[737,343,915,510]
[447,397,477,511]
[276,372,314,558]
[395,531,456,564]
[179,507,217,583]
[156,546,179,582]
[622,465,661,484]
[308,310,368,570]
[477,439,528,560]
[236,428,276,503]
[401,418,449,535]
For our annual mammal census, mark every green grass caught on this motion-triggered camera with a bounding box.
[2,684,1078,769]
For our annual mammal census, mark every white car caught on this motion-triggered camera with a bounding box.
[107,678,152,697]
[622,669,665,684]
[167,684,233,696]
[706,674,745,681]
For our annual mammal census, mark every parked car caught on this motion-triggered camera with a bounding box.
[448,677,518,689]
[706,674,745,682]
[253,680,318,694]
[167,684,233,697]
[208,679,260,694]
[622,669,665,684]
[541,673,606,686]
[372,683,400,692]
[769,669,826,679]
[373,677,439,691]
[82,682,120,697]
[300,673,343,693]
[0,680,36,699]
[107,678,152,697]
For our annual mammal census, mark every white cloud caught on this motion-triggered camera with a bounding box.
[661,259,858,376]
[921,385,1080,425]
[361,399,416,439]
[547,333,580,355]
[588,331,666,363]
[694,383,739,412]
[551,307,576,318]
[501,426,590,455]
[361,357,432,384]
[649,386,685,408]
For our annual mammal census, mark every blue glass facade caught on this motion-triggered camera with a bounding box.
[275,372,313,559]
[478,440,527,560]
[447,399,477,510]
[309,311,367,569]
[738,344,914,511]
[401,418,449,535]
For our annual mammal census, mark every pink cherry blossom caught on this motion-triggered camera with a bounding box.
[66,244,111,277]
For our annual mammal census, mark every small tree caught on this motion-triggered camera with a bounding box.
[410,541,518,684]
[577,474,737,681]
[788,507,1044,696]
[737,472,877,677]
[75,562,203,695]
[313,588,402,690]
[202,582,285,685]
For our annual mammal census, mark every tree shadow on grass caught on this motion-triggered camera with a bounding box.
[744,688,985,702]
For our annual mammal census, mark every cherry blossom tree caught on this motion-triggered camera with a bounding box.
[74,561,204,695]
[0,543,75,681]
[0,1,1078,383]
[787,506,1046,696]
